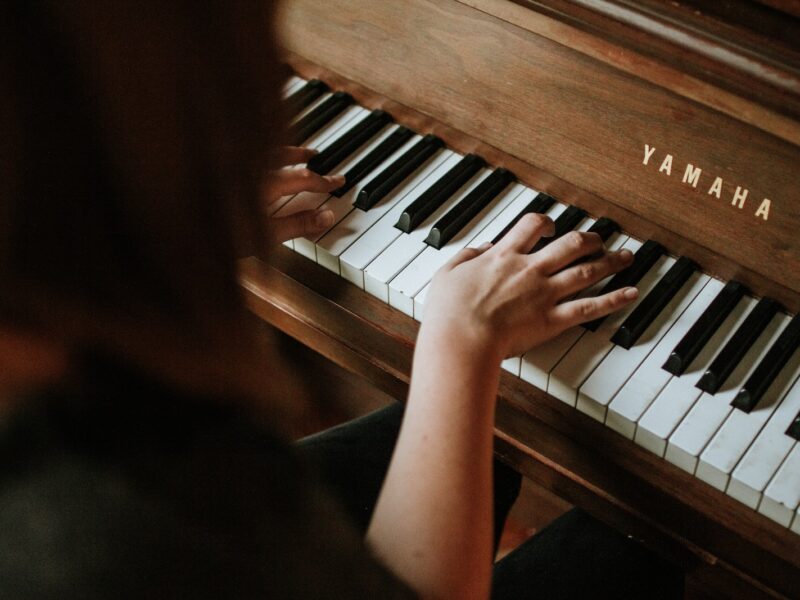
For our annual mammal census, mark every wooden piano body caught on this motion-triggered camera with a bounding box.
[242,1,800,597]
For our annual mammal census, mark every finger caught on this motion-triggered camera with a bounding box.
[549,248,634,298]
[279,146,317,166]
[495,213,554,254]
[267,209,335,245]
[548,286,638,329]
[440,242,493,272]
[532,231,604,274]
[263,168,345,205]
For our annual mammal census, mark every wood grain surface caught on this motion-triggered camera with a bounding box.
[500,0,800,133]
[278,0,800,305]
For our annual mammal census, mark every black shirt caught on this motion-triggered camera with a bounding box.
[0,355,415,599]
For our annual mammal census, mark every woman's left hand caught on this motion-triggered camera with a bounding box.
[262,146,344,246]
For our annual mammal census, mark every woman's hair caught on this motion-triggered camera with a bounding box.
[0,1,287,398]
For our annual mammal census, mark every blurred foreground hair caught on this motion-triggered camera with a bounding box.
[0,1,287,400]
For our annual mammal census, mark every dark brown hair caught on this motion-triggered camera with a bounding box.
[0,1,287,399]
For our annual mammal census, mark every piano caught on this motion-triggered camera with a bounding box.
[240,1,800,597]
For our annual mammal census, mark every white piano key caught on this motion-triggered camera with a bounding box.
[290,89,335,124]
[606,276,720,439]
[315,133,426,274]
[387,182,525,317]
[339,152,461,289]
[384,167,494,315]
[518,230,630,390]
[412,187,542,321]
[576,267,707,423]
[696,313,797,491]
[548,238,663,406]
[728,373,800,508]
[282,76,306,97]
[292,123,402,258]
[664,310,785,474]
[274,108,371,250]
[364,167,489,305]
[298,103,366,152]
[759,443,800,527]
[634,295,755,457]
[267,104,366,218]
[521,329,583,390]
[465,188,541,247]
[496,201,571,376]
[792,509,800,535]
[500,357,521,376]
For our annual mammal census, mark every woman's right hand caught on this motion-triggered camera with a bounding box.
[373,212,639,599]
[421,212,638,363]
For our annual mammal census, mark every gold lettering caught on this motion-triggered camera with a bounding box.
[682,164,702,188]
[707,177,723,199]
[732,186,748,209]
[755,198,771,221]
[638,144,776,222]
[659,154,673,176]
[643,144,657,165]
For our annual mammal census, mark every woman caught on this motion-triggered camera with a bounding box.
[0,2,681,598]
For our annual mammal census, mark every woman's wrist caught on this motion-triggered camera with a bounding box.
[412,319,503,421]
[417,316,505,371]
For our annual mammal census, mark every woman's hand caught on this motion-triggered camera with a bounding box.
[422,212,638,362]
[262,146,345,246]
[372,212,641,600]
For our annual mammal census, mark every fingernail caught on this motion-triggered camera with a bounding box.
[478,242,493,250]
[325,175,346,185]
[315,209,334,228]
[619,248,634,262]
[623,286,638,300]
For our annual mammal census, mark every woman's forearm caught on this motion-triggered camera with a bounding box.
[366,323,502,600]
[366,216,637,599]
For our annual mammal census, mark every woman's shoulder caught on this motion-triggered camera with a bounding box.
[0,353,415,599]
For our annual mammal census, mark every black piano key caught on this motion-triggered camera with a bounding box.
[696,297,781,395]
[424,168,516,249]
[611,256,697,350]
[285,79,328,118]
[354,134,444,211]
[287,91,353,146]
[395,154,485,233]
[583,240,665,332]
[732,313,800,412]
[787,411,800,441]
[490,193,555,244]
[529,205,587,254]
[307,110,393,176]
[331,126,414,198]
[587,217,619,242]
[663,281,746,376]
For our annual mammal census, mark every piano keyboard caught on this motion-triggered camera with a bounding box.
[278,75,800,536]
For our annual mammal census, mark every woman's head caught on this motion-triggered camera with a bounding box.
[0,1,286,396]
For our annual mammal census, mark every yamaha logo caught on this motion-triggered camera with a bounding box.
[642,144,772,221]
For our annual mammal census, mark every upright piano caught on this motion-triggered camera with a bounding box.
[241,1,800,597]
